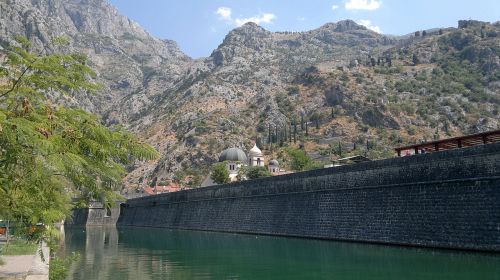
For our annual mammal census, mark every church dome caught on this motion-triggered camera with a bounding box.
[248,144,263,158]
[219,148,248,162]
[269,159,279,166]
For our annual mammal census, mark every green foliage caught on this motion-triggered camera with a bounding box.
[286,85,300,95]
[0,240,38,255]
[284,147,320,171]
[0,37,159,242]
[412,54,420,65]
[374,65,402,74]
[239,166,272,180]
[49,252,80,280]
[211,162,230,184]
[275,93,296,118]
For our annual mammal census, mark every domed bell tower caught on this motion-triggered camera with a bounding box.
[248,144,265,167]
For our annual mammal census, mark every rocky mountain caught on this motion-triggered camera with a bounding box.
[0,0,191,118]
[1,1,498,191]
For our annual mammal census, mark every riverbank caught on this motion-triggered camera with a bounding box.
[0,238,49,280]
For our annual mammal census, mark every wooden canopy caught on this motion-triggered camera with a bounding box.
[395,129,500,156]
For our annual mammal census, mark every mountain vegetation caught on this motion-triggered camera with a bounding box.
[0,0,498,192]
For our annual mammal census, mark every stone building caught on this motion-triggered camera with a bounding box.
[248,144,265,167]
[218,147,248,182]
[268,159,280,174]
[216,144,288,182]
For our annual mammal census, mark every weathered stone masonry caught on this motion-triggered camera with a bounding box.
[66,202,121,226]
[118,142,500,252]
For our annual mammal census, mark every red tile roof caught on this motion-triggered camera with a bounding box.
[143,184,187,195]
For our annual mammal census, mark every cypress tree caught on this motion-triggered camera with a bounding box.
[268,124,272,144]
[293,122,297,143]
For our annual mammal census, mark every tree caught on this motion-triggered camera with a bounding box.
[211,162,230,184]
[293,121,297,143]
[239,166,272,180]
[284,147,321,171]
[386,55,392,67]
[412,54,419,66]
[415,31,421,37]
[422,30,427,37]
[0,37,159,241]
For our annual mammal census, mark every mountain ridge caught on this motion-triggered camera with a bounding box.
[1,0,498,191]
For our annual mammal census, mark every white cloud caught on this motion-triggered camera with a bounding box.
[331,5,339,10]
[215,7,276,26]
[356,19,382,33]
[216,7,232,20]
[345,0,382,10]
[297,17,307,21]
[234,13,276,26]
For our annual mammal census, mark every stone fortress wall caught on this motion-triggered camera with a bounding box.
[66,201,121,226]
[117,142,500,251]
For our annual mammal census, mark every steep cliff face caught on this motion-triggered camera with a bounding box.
[0,0,191,120]
[1,1,498,190]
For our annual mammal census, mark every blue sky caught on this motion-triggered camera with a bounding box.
[109,0,500,58]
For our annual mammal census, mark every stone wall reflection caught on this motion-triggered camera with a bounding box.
[62,227,500,280]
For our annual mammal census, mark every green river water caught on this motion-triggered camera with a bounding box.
[62,226,500,280]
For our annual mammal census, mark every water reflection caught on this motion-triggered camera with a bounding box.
[63,226,500,280]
